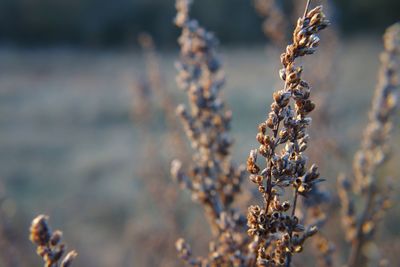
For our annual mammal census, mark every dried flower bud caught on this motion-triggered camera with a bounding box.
[30,215,51,246]
[279,68,286,81]
[61,251,78,267]
[30,215,77,267]
[50,230,63,246]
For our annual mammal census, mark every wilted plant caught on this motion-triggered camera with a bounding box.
[338,22,400,267]
[246,1,330,265]
[254,0,341,166]
[23,1,400,267]
[172,0,251,265]
[29,215,77,267]
[253,0,287,45]
[172,0,335,266]
[125,32,190,266]
[252,2,340,265]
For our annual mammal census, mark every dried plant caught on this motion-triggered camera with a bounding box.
[255,0,342,164]
[29,215,77,267]
[132,32,187,158]
[172,0,251,265]
[253,0,287,45]
[173,0,245,227]
[172,0,334,266]
[299,185,333,267]
[338,22,400,267]
[125,33,191,266]
[296,2,339,264]
[246,1,330,266]
[130,34,155,124]
[137,33,163,94]
[253,2,340,263]
[21,2,400,267]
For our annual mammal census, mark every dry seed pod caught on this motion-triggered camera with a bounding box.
[29,215,77,267]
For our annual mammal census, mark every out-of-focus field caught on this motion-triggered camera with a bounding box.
[0,36,399,266]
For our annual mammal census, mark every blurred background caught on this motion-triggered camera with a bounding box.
[0,0,399,266]
[0,0,399,46]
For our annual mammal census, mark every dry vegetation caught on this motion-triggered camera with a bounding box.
[169,0,399,266]
[0,0,398,266]
[29,215,77,267]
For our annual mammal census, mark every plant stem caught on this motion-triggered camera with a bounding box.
[303,0,312,18]
[348,184,375,267]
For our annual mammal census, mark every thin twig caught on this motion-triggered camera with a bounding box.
[303,0,312,18]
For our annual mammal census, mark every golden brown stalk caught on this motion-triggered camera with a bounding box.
[246,2,329,266]
[340,22,400,267]
[29,215,77,267]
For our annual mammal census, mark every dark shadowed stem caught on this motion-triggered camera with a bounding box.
[265,168,272,213]
[286,188,299,267]
[286,255,292,267]
[291,189,299,217]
